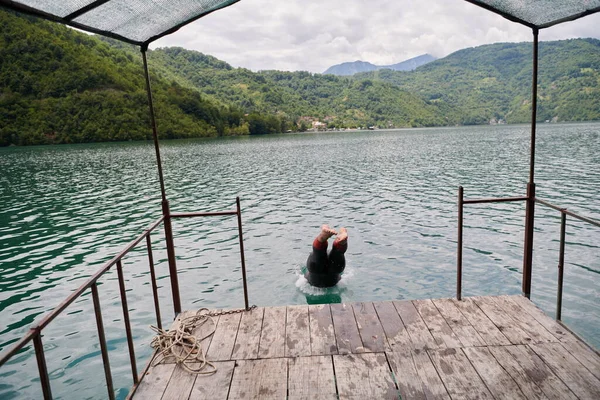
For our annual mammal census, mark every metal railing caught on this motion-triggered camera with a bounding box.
[0,197,248,400]
[457,186,600,321]
[456,186,528,300]
[535,198,600,320]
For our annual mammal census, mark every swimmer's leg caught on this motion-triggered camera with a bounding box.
[328,227,348,274]
[306,225,336,274]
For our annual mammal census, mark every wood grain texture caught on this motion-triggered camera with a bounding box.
[258,306,286,358]
[228,358,288,400]
[488,345,551,400]
[531,342,600,399]
[506,295,575,342]
[352,302,389,352]
[206,311,242,361]
[394,300,437,350]
[451,297,511,346]
[333,353,398,400]
[285,305,311,357]
[472,296,533,345]
[463,346,527,400]
[428,348,494,400]
[288,356,337,400]
[231,307,264,360]
[132,360,176,400]
[331,303,364,354]
[558,340,600,380]
[432,298,486,347]
[309,304,337,355]
[387,350,450,400]
[188,361,235,400]
[491,296,557,343]
[413,299,461,349]
[161,364,197,400]
[373,301,412,352]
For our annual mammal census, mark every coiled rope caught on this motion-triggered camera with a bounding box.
[149,306,255,375]
[150,308,217,375]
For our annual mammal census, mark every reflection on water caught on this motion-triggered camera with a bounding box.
[0,123,598,398]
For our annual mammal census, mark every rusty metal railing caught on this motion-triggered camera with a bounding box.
[457,187,599,322]
[456,186,528,300]
[535,198,600,320]
[0,197,248,400]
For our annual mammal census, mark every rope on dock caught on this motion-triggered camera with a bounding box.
[149,308,217,375]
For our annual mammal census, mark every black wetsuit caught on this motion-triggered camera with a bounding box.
[305,239,347,287]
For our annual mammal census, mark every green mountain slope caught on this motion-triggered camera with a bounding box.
[358,40,600,124]
[146,47,460,128]
[0,11,282,146]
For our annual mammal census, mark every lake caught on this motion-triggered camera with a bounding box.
[0,123,598,399]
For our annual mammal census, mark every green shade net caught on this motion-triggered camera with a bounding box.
[1,0,599,46]
[465,0,600,29]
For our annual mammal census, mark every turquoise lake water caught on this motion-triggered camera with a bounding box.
[0,123,599,398]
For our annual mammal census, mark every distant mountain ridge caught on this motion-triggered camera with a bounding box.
[324,54,436,75]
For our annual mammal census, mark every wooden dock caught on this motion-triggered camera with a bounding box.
[131,295,600,399]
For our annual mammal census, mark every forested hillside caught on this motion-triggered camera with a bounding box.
[359,40,600,124]
[1,8,599,147]
[0,11,288,146]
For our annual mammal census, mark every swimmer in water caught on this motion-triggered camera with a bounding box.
[305,225,348,288]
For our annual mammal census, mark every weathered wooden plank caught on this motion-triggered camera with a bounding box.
[231,307,264,360]
[413,299,461,349]
[411,349,451,400]
[507,295,576,342]
[558,340,600,380]
[471,297,532,344]
[161,364,197,400]
[373,301,412,352]
[432,298,486,347]
[228,358,288,399]
[331,303,364,354]
[133,360,176,400]
[472,296,533,344]
[333,353,397,400]
[258,306,286,358]
[451,298,510,346]
[508,344,576,400]
[491,296,557,343]
[386,350,449,400]
[488,345,553,400]
[463,347,527,400]
[206,311,242,361]
[309,304,337,355]
[188,361,235,400]
[531,342,600,399]
[288,356,337,400]
[393,300,437,350]
[133,311,196,399]
[352,302,389,352]
[428,348,494,400]
[285,305,311,357]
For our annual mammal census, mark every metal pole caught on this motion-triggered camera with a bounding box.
[522,28,539,299]
[457,186,464,300]
[116,260,138,384]
[236,197,250,310]
[556,211,566,320]
[91,283,115,400]
[146,235,163,330]
[33,332,52,400]
[141,47,181,315]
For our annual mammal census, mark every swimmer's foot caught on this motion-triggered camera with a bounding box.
[333,227,348,245]
[317,225,337,243]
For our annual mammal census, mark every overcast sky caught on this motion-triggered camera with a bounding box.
[152,0,600,73]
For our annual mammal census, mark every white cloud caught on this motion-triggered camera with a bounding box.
[152,0,600,73]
